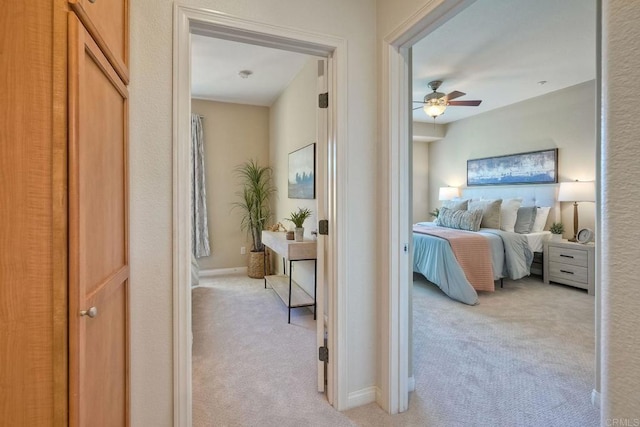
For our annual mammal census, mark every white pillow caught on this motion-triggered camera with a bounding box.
[531,207,551,232]
[500,198,523,232]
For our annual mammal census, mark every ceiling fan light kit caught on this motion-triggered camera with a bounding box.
[424,98,447,118]
[414,79,483,121]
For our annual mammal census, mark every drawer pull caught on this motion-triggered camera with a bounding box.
[560,254,574,258]
[560,269,574,275]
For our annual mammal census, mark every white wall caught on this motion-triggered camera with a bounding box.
[269,58,318,297]
[191,100,270,270]
[129,0,376,423]
[412,141,430,223]
[427,81,597,238]
[602,0,640,420]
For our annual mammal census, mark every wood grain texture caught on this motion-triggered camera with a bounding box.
[68,14,130,426]
[0,2,55,424]
[69,0,129,83]
[52,0,70,424]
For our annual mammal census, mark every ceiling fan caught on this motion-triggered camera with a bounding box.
[413,80,482,119]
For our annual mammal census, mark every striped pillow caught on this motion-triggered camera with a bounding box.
[436,207,483,232]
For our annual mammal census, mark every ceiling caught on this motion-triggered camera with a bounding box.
[190,0,596,122]
[412,0,596,123]
[190,34,313,106]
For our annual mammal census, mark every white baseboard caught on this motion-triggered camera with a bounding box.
[199,267,247,279]
[591,389,600,408]
[347,386,378,409]
[408,376,415,392]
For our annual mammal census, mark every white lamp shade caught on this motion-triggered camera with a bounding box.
[438,186,460,201]
[557,180,595,202]
[424,103,446,118]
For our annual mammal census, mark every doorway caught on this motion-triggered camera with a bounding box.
[173,6,346,425]
[381,0,602,416]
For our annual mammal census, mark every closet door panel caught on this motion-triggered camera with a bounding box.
[68,14,129,426]
[69,0,129,83]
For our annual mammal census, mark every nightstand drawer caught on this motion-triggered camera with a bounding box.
[548,246,588,267]
[548,261,588,285]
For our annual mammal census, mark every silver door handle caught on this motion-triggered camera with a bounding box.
[80,306,98,318]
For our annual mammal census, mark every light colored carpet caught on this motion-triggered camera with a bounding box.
[192,273,599,426]
[192,275,349,427]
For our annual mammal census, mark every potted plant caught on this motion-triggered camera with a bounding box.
[232,160,276,278]
[285,207,312,242]
[549,222,564,241]
[429,207,440,220]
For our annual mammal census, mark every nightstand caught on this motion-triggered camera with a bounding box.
[543,240,595,295]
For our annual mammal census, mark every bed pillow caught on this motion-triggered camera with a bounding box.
[468,199,502,229]
[514,206,537,234]
[531,206,551,232]
[500,198,523,232]
[441,199,468,211]
[436,207,483,232]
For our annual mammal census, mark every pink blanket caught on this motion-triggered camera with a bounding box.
[413,225,495,292]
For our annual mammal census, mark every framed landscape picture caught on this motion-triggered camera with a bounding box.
[288,143,315,199]
[467,148,558,186]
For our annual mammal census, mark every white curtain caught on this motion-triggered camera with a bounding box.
[191,114,211,258]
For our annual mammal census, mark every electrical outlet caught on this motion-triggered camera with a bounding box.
[240,247,246,255]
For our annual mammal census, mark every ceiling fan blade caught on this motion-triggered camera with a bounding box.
[448,100,482,106]
[413,106,424,110]
[413,100,425,103]
[446,90,466,101]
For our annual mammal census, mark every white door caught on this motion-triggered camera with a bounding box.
[315,58,329,395]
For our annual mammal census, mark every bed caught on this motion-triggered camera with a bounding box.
[413,184,558,305]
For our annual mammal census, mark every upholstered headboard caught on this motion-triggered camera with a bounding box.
[461,184,559,230]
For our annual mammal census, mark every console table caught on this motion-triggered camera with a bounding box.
[262,231,317,323]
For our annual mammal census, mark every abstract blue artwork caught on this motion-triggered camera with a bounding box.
[467,148,558,186]
[288,143,315,199]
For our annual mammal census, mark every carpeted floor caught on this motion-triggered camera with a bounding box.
[192,273,599,426]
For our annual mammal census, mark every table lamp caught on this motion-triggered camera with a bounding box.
[438,186,460,201]
[557,180,595,242]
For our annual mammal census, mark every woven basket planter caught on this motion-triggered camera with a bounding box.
[248,250,270,279]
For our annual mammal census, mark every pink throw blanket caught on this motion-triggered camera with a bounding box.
[413,225,495,292]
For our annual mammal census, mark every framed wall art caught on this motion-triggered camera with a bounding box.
[288,143,315,199]
[467,148,558,186]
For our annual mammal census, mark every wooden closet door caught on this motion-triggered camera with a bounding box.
[68,14,129,426]
[68,0,129,83]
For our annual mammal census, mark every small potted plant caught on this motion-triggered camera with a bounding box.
[285,207,312,242]
[549,222,564,241]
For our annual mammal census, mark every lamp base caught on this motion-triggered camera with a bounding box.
[571,202,579,244]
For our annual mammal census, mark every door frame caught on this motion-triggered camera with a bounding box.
[172,5,347,425]
[381,0,603,416]
[380,0,478,413]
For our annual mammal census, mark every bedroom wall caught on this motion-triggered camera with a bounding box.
[191,99,270,271]
[129,0,376,423]
[269,58,318,297]
[427,80,597,238]
[412,141,430,223]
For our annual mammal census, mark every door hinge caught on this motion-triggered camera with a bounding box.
[319,346,329,363]
[318,92,329,109]
[318,220,329,235]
